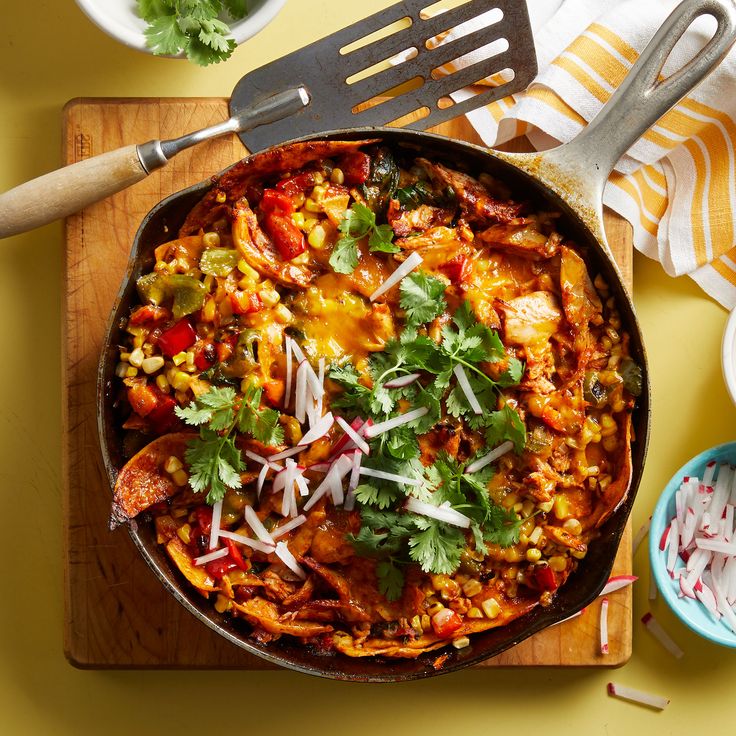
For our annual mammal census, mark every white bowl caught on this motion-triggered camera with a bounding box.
[75,0,286,57]
[722,307,736,406]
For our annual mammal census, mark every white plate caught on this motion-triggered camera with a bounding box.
[75,0,286,57]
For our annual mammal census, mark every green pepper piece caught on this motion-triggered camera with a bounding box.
[360,147,400,212]
[200,248,240,277]
[136,272,166,306]
[166,274,207,319]
[619,358,643,397]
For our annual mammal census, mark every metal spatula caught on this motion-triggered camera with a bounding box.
[0,0,535,239]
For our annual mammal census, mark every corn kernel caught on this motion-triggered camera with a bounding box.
[303,198,321,213]
[119,351,131,362]
[274,304,293,324]
[292,211,306,229]
[426,602,445,616]
[303,217,318,232]
[165,455,183,474]
[513,501,523,513]
[201,297,216,323]
[528,525,543,545]
[461,579,482,598]
[481,597,501,619]
[502,493,518,510]
[537,500,554,513]
[467,607,484,619]
[216,191,227,203]
[125,366,138,378]
[571,547,588,559]
[172,352,187,366]
[330,168,345,185]
[237,259,260,280]
[421,614,431,632]
[259,288,280,307]
[452,636,470,650]
[602,435,619,452]
[526,548,542,562]
[291,252,310,265]
[563,518,582,536]
[142,356,165,375]
[411,615,423,635]
[553,495,570,520]
[172,469,189,487]
[548,555,567,572]
[115,362,128,378]
[171,507,188,519]
[172,371,191,392]
[521,500,535,518]
[214,594,231,613]
[128,347,145,368]
[311,184,327,201]
[203,231,220,248]
[308,223,328,249]
[176,523,191,544]
[185,351,196,369]
[292,192,306,208]
[312,172,325,184]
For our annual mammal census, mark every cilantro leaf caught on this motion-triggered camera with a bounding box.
[497,356,525,386]
[185,430,243,504]
[408,517,465,575]
[353,482,402,510]
[144,14,188,55]
[236,386,284,446]
[482,505,524,547]
[137,0,173,22]
[376,559,405,601]
[485,405,527,453]
[368,224,399,253]
[223,0,249,18]
[328,235,360,274]
[175,386,237,429]
[399,271,447,327]
[330,203,396,273]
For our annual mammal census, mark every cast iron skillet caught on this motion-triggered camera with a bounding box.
[97,0,735,680]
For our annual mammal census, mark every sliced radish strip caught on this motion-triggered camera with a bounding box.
[453,364,483,415]
[289,339,306,364]
[363,406,429,438]
[244,506,275,545]
[599,597,609,655]
[681,507,696,549]
[632,517,650,555]
[256,463,269,497]
[306,397,317,428]
[659,525,670,552]
[303,455,353,512]
[244,449,282,472]
[703,461,717,486]
[208,500,223,551]
[271,514,307,540]
[465,441,514,474]
[600,575,637,596]
[271,467,287,495]
[384,372,421,389]
[666,518,679,573]
[274,541,306,579]
[329,416,365,459]
[369,251,423,302]
[194,547,229,566]
[344,451,363,512]
[607,682,669,711]
[307,462,331,473]
[281,460,297,518]
[725,504,735,542]
[295,471,310,497]
[287,339,323,398]
[360,466,422,486]
[302,476,332,512]
[696,579,721,619]
[284,335,293,408]
[641,612,684,658]
[298,412,334,446]
[405,497,471,528]
[550,608,585,627]
[336,416,370,455]
[708,464,733,533]
[268,446,303,462]
[694,538,736,555]
[316,357,325,417]
[218,529,275,554]
[295,361,308,423]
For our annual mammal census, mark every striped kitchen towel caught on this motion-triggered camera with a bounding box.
[451,0,736,309]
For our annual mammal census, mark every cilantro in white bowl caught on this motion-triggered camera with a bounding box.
[75,0,286,65]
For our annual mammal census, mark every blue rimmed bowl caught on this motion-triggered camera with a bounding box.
[650,441,736,648]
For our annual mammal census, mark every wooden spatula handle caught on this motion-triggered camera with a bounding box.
[0,145,148,238]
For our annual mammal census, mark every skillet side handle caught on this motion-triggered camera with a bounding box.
[0,144,155,239]
[542,0,736,202]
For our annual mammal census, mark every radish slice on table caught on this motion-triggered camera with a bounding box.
[599,597,609,654]
[607,682,669,711]
[600,575,637,596]
[369,251,423,302]
[641,612,684,658]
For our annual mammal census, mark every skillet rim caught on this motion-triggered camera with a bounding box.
[96,126,650,681]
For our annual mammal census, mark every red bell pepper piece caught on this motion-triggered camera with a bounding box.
[263,212,307,261]
[216,334,238,363]
[338,151,370,186]
[146,393,178,434]
[440,255,470,284]
[276,171,319,196]
[157,318,197,357]
[127,382,158,418]
[260,187,295,215]
[194,506,213,536]
[128,305,171,326]
[224,538,250,571]
[430,608,463,639]
[533,563,559,591]
[205,558,239,578]
[194,341,217,371]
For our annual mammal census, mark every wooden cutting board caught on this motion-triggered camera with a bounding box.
[62,98,633,668]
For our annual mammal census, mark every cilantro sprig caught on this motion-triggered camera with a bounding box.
[137,0,249,66]
[329,202,398,274]
[174,384,283,503]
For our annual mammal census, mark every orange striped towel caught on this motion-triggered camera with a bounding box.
[452,0,736,308]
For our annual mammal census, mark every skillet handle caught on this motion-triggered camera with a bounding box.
[541,0,736,207]
[0,145,154,239]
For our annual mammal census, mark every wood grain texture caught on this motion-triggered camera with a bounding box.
[62,98,632,669]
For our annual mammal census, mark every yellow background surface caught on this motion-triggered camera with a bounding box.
[1,1,734,733]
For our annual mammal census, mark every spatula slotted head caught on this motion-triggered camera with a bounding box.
[232,0,536,152]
